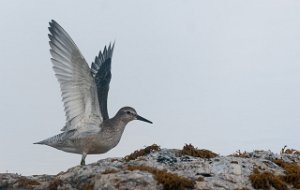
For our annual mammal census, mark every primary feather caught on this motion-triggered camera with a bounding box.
[49,20,103,131]
[91,43,114,120]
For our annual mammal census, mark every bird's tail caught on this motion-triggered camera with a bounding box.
[33,140,47,145]
[33,131,73,146]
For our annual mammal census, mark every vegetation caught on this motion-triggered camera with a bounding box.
[102,168,119,174]
[47,179,63,190]
[196,176,204,181]
[180,144,218,158]
[14,177,40,189]
[230,150,250,158]
[83,184,93,190]
[249,168,288,190]
[124,144,161,161]
[128,165,195,190]
[281,145,300,156]
[273,159,300,188]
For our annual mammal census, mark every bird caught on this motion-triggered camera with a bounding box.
[34,20,152,166]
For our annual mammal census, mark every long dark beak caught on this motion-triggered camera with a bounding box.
[136,115,153,124]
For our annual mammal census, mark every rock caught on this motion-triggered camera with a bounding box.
[94,170,160,190]
[229,163,242,175]
[1,147,300,190]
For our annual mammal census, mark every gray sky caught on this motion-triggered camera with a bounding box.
[1,0,300,175]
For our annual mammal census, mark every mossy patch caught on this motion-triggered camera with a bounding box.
[180,144,218,159]
[124,144,161,161]
[128,165,195,190]
[273,159,300,188]
[14,177,40,189]
[249,168,288,190]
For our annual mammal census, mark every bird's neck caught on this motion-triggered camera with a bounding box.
[102,115,128,132]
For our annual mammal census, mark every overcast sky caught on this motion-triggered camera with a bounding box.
[1,0,300,175]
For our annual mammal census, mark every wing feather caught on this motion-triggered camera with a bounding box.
[48,20,102,131]
[91,43,114,120]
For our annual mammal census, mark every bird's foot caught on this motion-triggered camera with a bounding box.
[80,152,87,166]
[80,159,85,166]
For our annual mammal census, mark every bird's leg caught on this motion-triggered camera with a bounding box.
[80,153,87,166]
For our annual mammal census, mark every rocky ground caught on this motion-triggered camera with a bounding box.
[1,144,300,190]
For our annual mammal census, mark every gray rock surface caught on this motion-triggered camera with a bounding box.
[1,148,300,190]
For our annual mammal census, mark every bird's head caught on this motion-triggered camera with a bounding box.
[116,107,152,124]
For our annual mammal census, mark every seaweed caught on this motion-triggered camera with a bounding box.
[284,149,300,155]
[249,168,288,190]
[230,150,250,158]
[83,183,93,190]
[180,144,218,158]
[14,177,40,189]
[102,168,119,174]
[196,176,204,181]
[124,144,161,161]
[280,146,300,155]
[128,165,195,190]
[273,159,300,188]
[47,178,63,190]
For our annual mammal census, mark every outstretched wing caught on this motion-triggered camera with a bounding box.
[48,20,102,131]
[91,43,114,120]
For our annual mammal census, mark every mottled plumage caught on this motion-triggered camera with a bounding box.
[34,20,152,165]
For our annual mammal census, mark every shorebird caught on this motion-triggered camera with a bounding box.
[35,20,152,165]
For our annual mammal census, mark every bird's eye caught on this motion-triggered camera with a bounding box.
[126,111,131,115]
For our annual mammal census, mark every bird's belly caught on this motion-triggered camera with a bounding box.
[75,135,119,154]
[55,129,122,155]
